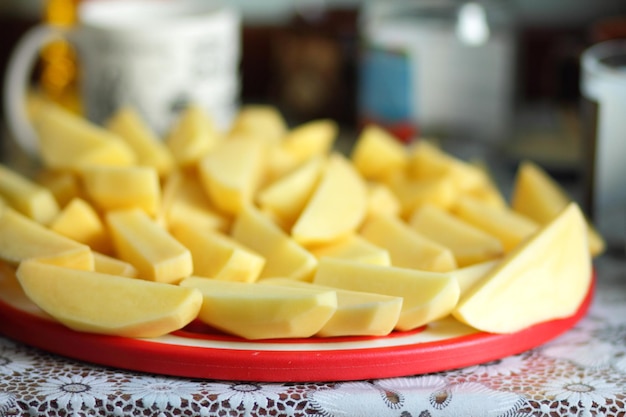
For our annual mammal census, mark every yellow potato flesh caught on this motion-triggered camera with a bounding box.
[81,166,161,217]
[351,125,408,182]
[409,204,504,267]
[49,198,111,254]
[291,153,367,247]
[180,277,337,339]
[106,107,175,177]
[360,214,457,272]
[453,203,592,333]
[314,258,460,331]
[0,206,93,269]
[261,277,402,337]
[172,225,265,283]
[31,100,135,170]
[106,209,192,283]
[512,160,605,257]
[257,155,325,228]
[16,259,202,338]
[166,104,222,167]
[0,163,59,225]
[309,234,391,266]
[453,196,539,252]
[198,135,267,215]
[231,206,317,281]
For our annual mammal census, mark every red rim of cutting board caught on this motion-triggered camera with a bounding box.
[0,272,595,382]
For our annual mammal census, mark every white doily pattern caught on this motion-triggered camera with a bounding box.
[1,263,625,417]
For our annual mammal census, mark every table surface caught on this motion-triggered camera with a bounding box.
[1,128,626,416]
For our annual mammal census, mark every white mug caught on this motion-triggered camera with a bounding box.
[4,0,241,156]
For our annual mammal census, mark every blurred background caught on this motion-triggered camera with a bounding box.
[1,0,625,170]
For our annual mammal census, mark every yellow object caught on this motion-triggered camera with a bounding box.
[229,105,288,144]
[409,204,504,267]
[291,153,367,247]
[309,233,391,266]
[36,170,80,207]
[92,252,138,277]
[231,206,317,281]
[30,100,136,170]
[511,160,605,257]
[453,196,539,252]
[161,171,229,233]
[17,259,202,338]
[314,258,460,331]
[351,125,408,182]
[0,206,93,269]
[453,203,592,333]
[257,155,325,228]
[198,135,267,215]
[360,214,457,272]
[260,278,402,337]
[450,259,499,296]
[165,105,222,167]
[41,0,81,113]
[106,208,192,283]
[106,107,175,177]
[180,277,337,340]
[172,225,265,283]
[389,175,457,218]
[364,182,401,219]
[81,165,161,217]
[49,197,111,253]
[280,119,338,164]
[0,163,60,225]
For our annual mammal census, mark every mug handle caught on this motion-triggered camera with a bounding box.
[3,25,69,156]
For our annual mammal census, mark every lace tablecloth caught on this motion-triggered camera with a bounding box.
[0,255,623,417]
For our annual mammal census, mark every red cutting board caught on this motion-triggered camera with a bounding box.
[0,263,594,382]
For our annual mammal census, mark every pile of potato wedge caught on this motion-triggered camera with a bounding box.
[0,96,603,340]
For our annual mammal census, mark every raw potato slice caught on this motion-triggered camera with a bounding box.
[365,182,401,219]
[81,166,161,217]
[453,203,592,333]
[408,140,483,192]
[309,234,391,266]
[198,135,267,215]
[453,196,539,252]
[93,252,138,277]
[511,160,605,257]
[106,107,175,176]
[351,125,408,181]
[36,170,80,207]
[16,259,202,338]
[180,277,337,339]
[261,278,402,337]
[161,171,229,233]
[388,175,457,217]
[0,206,93,269]
[360,214,457,272]
[30,100,136,170]
[257,155,325,228]
[409,204,504,267]
[451,259,499,296]
[107,208,192,283]
[291,153,367,246]
[280,119,337,164]
[49,197,111,254]
[172,225,265,283]
[166,104,222,166]
[313,258,460,331]
[0,163,59,225]
[231,206,317,281]
[229,105,288,144]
